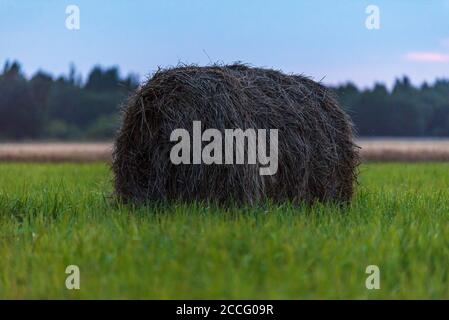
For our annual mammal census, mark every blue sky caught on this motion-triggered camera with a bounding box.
[1,0,449,87]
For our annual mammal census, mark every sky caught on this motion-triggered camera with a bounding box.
[1,0,449,88]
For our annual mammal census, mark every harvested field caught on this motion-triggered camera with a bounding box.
[1,139,449,162]
[359,139,449,161]
[0,143,111,162]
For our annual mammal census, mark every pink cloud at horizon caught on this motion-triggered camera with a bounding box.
[405,52,449,62]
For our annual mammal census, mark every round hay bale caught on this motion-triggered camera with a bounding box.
[112,64,359,205]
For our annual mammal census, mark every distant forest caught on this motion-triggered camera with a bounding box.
[1,60,449,140]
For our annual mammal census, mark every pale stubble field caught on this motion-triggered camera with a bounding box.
[2,139,449,162]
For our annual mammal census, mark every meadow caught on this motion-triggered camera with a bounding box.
[0,162,448,299]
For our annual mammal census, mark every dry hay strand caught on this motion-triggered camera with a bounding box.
[112,64,359,206]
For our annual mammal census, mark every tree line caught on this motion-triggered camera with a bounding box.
[1,60,449,140]
[335,77,449,136]
[0,61,138,140]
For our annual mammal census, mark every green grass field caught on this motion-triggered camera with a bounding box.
[0,163,448,299]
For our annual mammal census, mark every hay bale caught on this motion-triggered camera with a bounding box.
[112,64,359,205]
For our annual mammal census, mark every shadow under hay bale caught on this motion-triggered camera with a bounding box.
[112,64,359,205]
